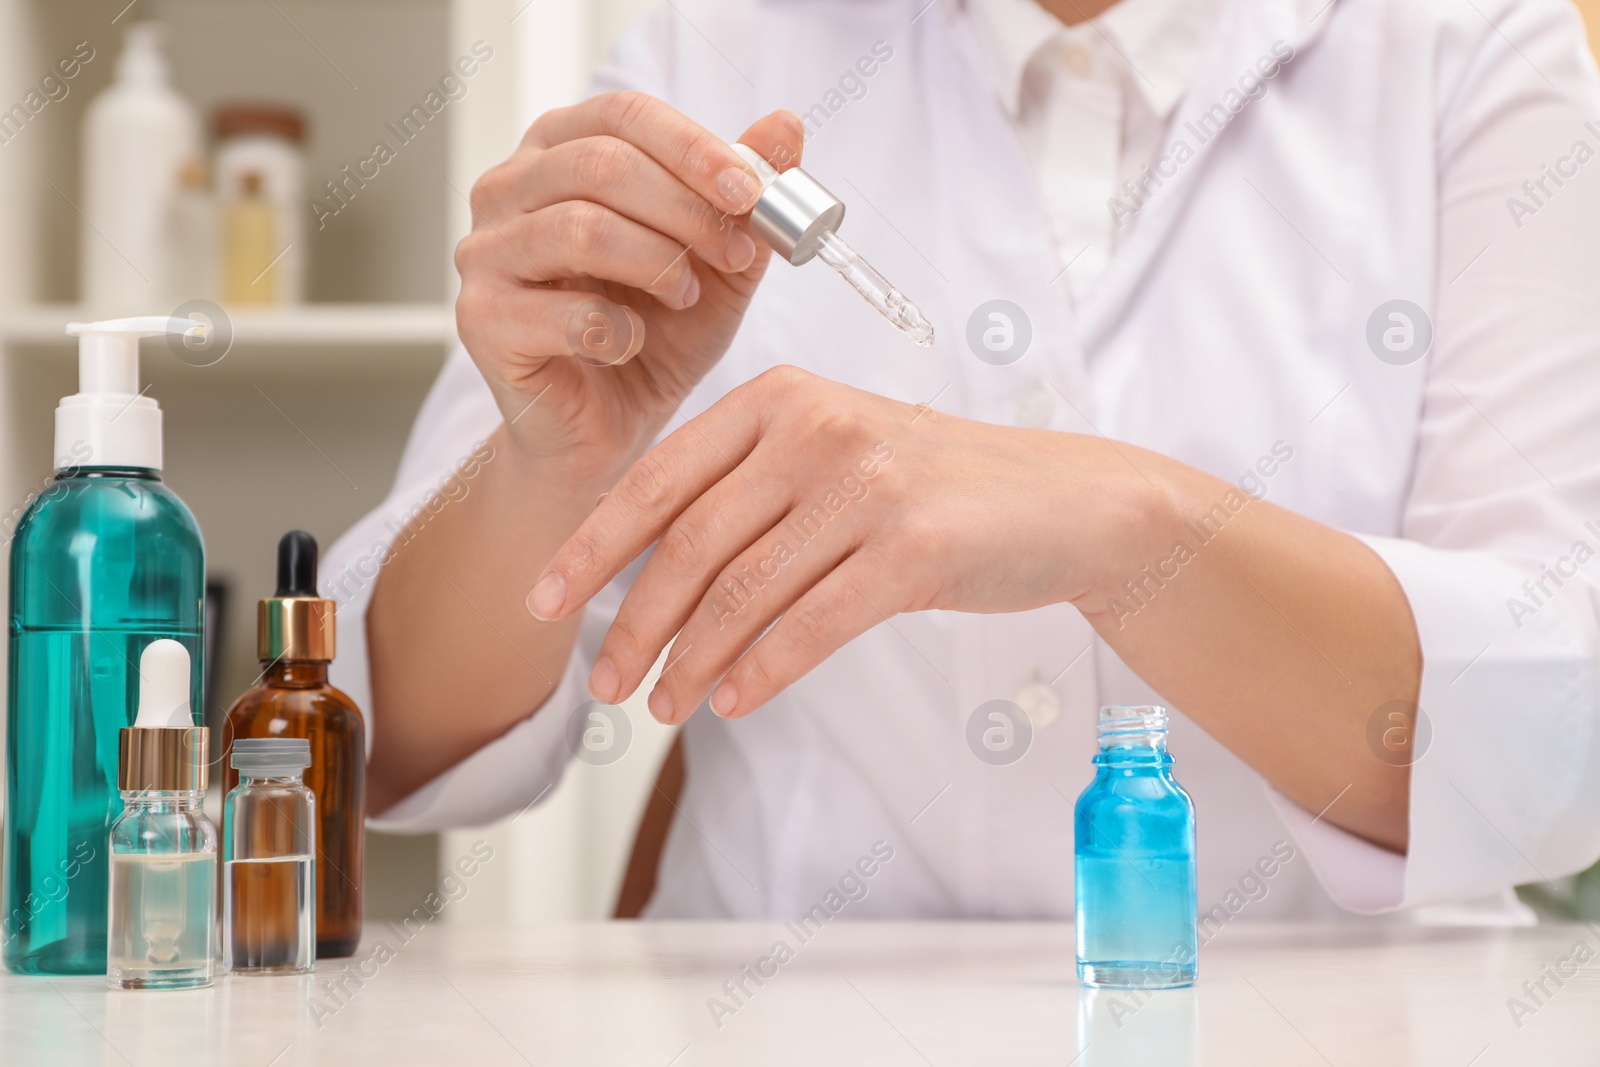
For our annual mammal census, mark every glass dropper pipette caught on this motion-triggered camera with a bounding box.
[730,144,935,347]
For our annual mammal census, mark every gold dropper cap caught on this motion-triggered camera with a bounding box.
[259,598,335,662]
[119,727,209,792]
[259,530,336,663]
[119,639,207,791]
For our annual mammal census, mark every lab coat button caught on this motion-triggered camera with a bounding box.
[1015,381,1055,428]
[1014,681,1062,728]
[1063,43,1094,76]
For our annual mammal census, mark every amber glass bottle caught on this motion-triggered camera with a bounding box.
[222,531,365,958]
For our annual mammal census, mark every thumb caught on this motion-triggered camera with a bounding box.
[735,109,806,175]
[704,109,805,295]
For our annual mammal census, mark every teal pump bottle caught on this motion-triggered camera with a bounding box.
[5,317,207,975]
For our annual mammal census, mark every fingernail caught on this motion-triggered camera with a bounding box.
[589,656,620,703]
[716,165,760,212]
[527,571,566,620]
[676,266,701,308]
[648,687,675,724]
[711,681,738,717]
[724,227,756,272]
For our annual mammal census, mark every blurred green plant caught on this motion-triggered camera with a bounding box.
[1517,861,1600,921]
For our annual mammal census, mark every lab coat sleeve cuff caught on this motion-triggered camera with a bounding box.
[366,649,590,832]
[1263,787,1407,912]
[1292,533,1600,910]
[322,462,587,833]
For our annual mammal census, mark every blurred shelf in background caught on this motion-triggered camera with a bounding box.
[0,0,668,929]
[1,303,455,348]
[1,303,456,381]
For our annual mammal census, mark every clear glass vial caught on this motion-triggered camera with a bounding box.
[107,641,217,991]
[223,738,316,975]
[1075,705,1197,989]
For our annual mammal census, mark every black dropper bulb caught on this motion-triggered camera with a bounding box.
[275,530,319,597]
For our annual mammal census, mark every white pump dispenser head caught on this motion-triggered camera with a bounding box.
[58,316,208,471]
[135,639,193,728]
[117,23,173,86]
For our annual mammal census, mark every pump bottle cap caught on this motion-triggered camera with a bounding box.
[259,530,336,663]
[117,23,176,85]
[59,316,208,471]
[729,143,845,267]
[119,639,207,792]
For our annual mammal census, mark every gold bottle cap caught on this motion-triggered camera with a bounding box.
[118,727,209,792]
[259,597,336,662]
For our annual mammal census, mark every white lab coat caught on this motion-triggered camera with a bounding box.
[326,0,1600,922]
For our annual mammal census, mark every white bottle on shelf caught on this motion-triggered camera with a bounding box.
[80,22,201,313]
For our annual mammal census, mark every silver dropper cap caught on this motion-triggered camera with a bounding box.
[730,143,844,266]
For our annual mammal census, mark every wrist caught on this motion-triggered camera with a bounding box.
[489,422,626,508]
[1066,447,1190,615]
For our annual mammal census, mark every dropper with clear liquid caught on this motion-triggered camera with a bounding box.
[729,144,935,347]
[814,231,935,346]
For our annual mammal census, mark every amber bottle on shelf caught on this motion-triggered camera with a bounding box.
[221,170,278,305]
[222,531,365,958]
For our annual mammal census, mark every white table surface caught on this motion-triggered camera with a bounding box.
[3,921,1597,1066]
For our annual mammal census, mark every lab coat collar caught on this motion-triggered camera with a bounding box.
[962,0,1226,121]
[1099,0,1230,119]
[1067,0,1343,347]
[963,0,1060,116]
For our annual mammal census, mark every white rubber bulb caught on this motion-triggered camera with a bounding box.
[135,639,192,728]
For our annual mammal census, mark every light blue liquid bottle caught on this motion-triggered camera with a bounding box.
[1075,705,1197,989]
[4,318,206,975]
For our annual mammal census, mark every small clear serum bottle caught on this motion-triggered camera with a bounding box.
[223,737,316,975]
[730,144,935,347]
[1075,705,1197,989]
[107,640,217,991]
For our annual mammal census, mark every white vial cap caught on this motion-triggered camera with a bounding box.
[231,737,312,777]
